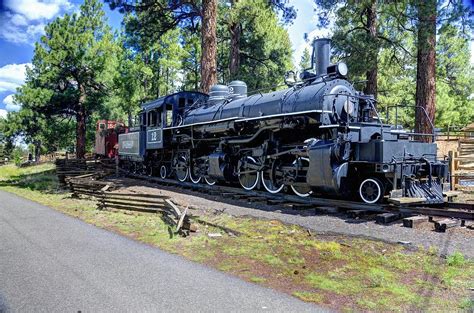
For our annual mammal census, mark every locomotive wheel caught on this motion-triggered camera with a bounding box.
[238,156,260,191]
[131,162,138,174]
[160,165,167,179]
[204,177,217,186]
[147,163,155,177]
[290,157,313,197]
[175,155,189,182]
[261,159,284,194]
[359,178,383,204]
[190,167,202,184]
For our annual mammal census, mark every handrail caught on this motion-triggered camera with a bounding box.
[384,104,435,142]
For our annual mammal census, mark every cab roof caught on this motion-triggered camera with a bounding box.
[140,91,208,112]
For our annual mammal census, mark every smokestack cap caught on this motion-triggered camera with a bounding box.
[312,38,331,76]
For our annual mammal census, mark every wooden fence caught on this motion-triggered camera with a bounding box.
[449,138,474,190]
[56,158,114,185]
[67,176,194,233]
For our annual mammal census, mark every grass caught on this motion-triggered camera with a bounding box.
[1,163,473,312]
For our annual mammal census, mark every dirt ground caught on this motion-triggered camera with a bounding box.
[436,139,458,158]
[106,176,474,258]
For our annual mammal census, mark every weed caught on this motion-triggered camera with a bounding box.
[314,241,341,252]
[459,298,474,310]
[447,252,466,267]
[250,276,267,283]
[367,267,395,288]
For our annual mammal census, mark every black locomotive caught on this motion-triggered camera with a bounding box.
[118,38,449,204]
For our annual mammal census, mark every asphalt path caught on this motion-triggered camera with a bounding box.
[0,190,325,312]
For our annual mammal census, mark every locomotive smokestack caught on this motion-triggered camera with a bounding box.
[312,38,331,76]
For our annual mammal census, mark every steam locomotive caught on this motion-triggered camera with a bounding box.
[112,38,449,204]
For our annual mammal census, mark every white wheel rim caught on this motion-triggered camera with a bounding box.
[204,177,216,186]
[291,185,312,197]
[190,170,201,184]
[239,156,260,191]
[177,168,189,182]
[291,158,312,197]
[176,156,189,182]
[160,165,167,179]
[359,178,381,204]
[262,171,284,194]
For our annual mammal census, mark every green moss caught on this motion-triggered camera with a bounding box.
[292,291,324,303]
[367,267,395,288]
[263,254,284,266]
[305,272,363,295]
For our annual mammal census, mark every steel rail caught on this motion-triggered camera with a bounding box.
[116,169,473,221]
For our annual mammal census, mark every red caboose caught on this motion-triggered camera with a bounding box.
[94,120,127,158]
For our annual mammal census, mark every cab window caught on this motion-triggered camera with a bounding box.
[166,104,173,126]
[140,112,146,126]
[148,110,157,127]
[156,108,162,127]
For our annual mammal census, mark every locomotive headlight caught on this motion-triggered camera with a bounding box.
[343,99,354,116]
[337,62,348,76]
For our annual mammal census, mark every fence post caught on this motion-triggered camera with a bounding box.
[115,155,119,177]
[448,150,454,190]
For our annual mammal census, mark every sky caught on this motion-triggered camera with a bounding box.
[0,0,473,119]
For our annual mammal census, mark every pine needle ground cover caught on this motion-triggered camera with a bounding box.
[1,163,472,312]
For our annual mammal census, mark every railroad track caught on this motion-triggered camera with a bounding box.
[115,169,473,227]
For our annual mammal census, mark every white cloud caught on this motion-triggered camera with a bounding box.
[0,14,30,44]
[10,13,29,26]
[294,28,333,69]
[27,23,46,37]
[3,95,22,112]
[0,81,22,93]
[0,63,31,92]
[5,0,73,21]
[1,0,74,44]
[0,109,7,119]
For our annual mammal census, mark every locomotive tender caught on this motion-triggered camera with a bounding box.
[118,38,449,204]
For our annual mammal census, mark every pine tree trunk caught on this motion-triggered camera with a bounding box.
[414,0,436,142]
[76,86,87,159]
[128,111,133,127]
[229,0,241,79]
[364,0,378,100]
[200,0,218,93]
[34,140,41,163]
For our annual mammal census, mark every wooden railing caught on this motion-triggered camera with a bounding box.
[67,175,194,233]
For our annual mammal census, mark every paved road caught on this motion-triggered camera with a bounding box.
[0,191,324,312]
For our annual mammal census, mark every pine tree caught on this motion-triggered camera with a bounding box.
[106,0,217,93]
[299,48,311,72]
[218,0,293,91]
[14,0,115,158]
